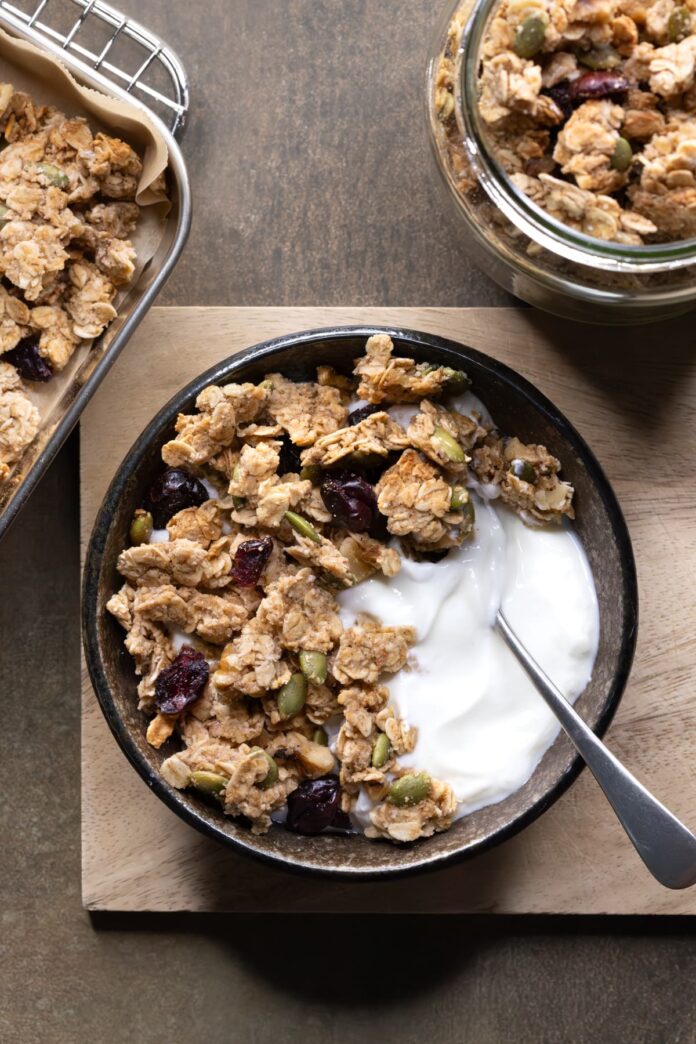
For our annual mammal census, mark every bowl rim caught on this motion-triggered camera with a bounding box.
[82,325,639,880]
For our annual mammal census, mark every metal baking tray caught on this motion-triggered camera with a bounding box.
[0,0,192,542]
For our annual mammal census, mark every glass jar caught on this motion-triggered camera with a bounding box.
[427,0,696,324]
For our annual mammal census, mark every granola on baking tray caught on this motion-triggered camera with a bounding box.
[107,335,576,844]
[435,0,696,244]
[0,82,146,485]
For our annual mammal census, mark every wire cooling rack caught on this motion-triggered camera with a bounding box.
[0,0,189,135]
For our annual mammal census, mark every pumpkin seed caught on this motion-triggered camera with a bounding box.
[300,464,322,483]
[387,772,432,807]
[299,651,328,684]
[277,672,307,718]
[668,6,692,41]
[36,162,70,188]
[433,426,466,463]
[443,367,469,393]
[513,15,546,59]
[450,485,469,511]
[509,458,536,483]
[610,137,633,173]
[284,511,321,543]
[129,510,153,546]
[190,771,227,794]
[578,45,620,70]
[371,733,391,769]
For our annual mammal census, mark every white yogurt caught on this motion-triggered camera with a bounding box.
[338,496,599,819]
[149,528,170,544]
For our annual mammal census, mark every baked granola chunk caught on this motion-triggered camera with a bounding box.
[107,335,576,842]
[0,82,148,485]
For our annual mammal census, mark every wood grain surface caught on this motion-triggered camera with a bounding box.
[81,305,696,913]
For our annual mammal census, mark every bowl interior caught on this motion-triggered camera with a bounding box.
[83,327,637,878]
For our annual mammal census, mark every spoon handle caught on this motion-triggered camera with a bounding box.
[495,611,696,890]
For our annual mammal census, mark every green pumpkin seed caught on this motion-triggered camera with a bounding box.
[260,753,279,789]
[371,733,391,769]
[129,510,153,546]
[0,203,9,228]
[231,464,245,509]
[300,464,322,483]
[344,451,384,468]
[462,498,476,526]
[610,137,633,173]
[443,367,469,393]
[277,672,307,718]
[299,650,328,684]
[387,772,432,807]
[36,162,70,188]
[450,485,469,511]
[249,747,280,789]
[312,727,329,746]
[284,510,321,543]
[578,44,620,70]
[509,458,536,483]
[513,15,546,59]
[433,426,466,464]
[668,6,692,41]
[190,771,227,794]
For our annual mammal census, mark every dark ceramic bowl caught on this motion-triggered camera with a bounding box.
[83,326,638,879]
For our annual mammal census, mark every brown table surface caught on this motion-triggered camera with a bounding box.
[2,2,695,1042]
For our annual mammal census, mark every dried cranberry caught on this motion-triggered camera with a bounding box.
[320,470,376,533]
[569,71,629,101]
[4,334,53,382]
[278,435,302,475]
[545,80,574,120]
[230,535,273,587]
[348,403,383,426]
[286,776,351,835]
[154,646,209,715]
[147,467,208,528]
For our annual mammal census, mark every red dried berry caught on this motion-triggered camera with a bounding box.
[569,71,629,100]
[4,335,53,382]
[320,470,376,533]
[286,776,352,835]
[544,80,574,120]
[148,467,208,528]
[348,403,383,426]
[230,536,273,587]
[154,646,209,715]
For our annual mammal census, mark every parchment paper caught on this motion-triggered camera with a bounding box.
[0,22,180,513]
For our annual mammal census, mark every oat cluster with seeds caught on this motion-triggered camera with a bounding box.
[0,82,145,484]
[107,335,575,843]
[435,0,696,244]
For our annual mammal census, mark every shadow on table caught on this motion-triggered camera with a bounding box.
[522,309,696,433]
[89,912,696,1007]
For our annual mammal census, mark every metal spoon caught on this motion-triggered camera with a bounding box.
[495,610,696,890]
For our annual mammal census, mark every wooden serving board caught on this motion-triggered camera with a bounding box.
[81,306,696,913]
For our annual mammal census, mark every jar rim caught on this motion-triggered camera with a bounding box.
[457,0,696,274]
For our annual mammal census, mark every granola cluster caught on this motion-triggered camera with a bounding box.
[107,335,575,843]
[435,0,696,243]
[0,82,144,483]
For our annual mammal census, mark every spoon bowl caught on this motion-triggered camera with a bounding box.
[82,325,638,878]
